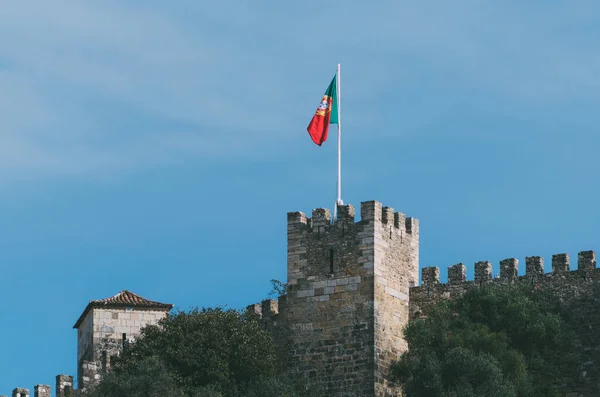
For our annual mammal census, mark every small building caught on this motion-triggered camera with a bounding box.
[72,290,173,389]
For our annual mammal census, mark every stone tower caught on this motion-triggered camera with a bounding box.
[73,290,173,389]
[284,200,419,397]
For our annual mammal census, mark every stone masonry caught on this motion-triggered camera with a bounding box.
[72,290,173,390]
[11,389,28,397]
[6,198,600,396]
[252,200,419,397]
[33,385,50,397]
[55,375,73,397]
[248,199,600,397]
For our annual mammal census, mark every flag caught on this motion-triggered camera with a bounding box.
[307,74,338,146]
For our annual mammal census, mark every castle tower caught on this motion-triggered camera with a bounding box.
[284,200,419,397]
[73,290,173,389]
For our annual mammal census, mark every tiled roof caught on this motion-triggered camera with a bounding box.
[73,290,173,329]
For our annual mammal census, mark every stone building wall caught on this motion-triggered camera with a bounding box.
[410,251,600,396]
[284,203,375,396]
[76,307,169,388]
[371,203,419,397]
[269,200,419,397]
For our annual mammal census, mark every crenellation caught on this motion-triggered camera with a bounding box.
[416,251,598,289]
[578,250,596,273]
[55,375,73,397]
[405,217,418,235]
[261,299,278,316]
[474,261,492,282]
[336,204,355,224]
[311,208,331,227]
[246,303,262,318]
[525,256,544,278]
[287,211,307,226]
[382,206,394,225]
[421,266,440,285]
[11,388,28,397]
[393,211,406,231]
[33,385,50,397]
[552,253,570,273]
[448,263,466,284]
[360,200,382,223]
[500,258,518,280]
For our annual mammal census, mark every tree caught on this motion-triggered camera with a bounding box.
[392,283,580,397]
[268,279,288,297]
[85,307,309,397]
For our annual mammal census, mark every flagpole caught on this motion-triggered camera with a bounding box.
[334,63,342,221]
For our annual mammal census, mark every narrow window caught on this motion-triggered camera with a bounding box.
[102,350,108,371]
[122,333,127,349]
[329,248,334,274]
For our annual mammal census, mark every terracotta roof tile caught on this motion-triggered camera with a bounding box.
[73,290,173,329]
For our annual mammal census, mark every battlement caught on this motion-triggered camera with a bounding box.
[287,200,418,235]
[418,250,597,287]
[410,249,600,324]
[0,376,73,397]
[287,200,419,291]
[246,299,279,320]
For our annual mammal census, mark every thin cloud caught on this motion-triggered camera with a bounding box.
[0,1,598,180]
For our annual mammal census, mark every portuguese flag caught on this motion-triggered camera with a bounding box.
[307,74,338,146]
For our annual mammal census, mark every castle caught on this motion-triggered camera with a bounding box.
[4,200,599,397]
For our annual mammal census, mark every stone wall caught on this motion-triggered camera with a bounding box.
[56,375,74,397]
[262,200,419,397]
[33,385,50,397]
[371,203,419,397]
[76,307,169,388]
[284,203,374,396]
[11,389,28,397]
[410,251,600,396]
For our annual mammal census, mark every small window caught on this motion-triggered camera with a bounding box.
[329,249,334,274]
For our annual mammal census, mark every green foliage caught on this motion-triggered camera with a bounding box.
[392,284,580,397]
[268,279,288,297]
[85,356,189,397]
[86,307,308,397]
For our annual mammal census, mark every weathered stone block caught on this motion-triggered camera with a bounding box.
[11,388,29,397]
[421,266,440,285]
[578,251,596,273]
[474,261,492,282]
[33,385,50,397]
[552,253,570,273]
[500,258,518,280]
[448,263,466,284]
[525,256,544,278]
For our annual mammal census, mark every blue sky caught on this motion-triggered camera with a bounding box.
[1,0,600,393]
